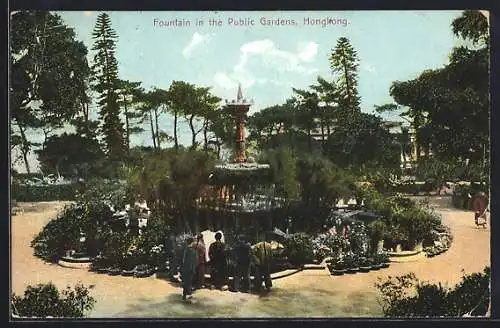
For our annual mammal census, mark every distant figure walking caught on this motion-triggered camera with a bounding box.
[471,191,489,229]
[193,234,207,289]
[233,235,252,293]
[252,238,273,292]
[181,237,198,301]
[208,232,227,290]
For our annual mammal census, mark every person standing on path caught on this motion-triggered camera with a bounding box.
[233,235,252,293]
[208,232,227,290]
[193,234,207,289]
[252,238,273,292]
[181,237,198,301]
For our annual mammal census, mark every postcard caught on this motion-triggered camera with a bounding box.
[10,10,491,319]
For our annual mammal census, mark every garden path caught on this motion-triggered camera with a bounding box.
[11,197,490,317]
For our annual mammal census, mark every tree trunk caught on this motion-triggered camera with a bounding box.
[173,110,179,150]
[216,139,221,159]
[416,138,421,162]
[320,118,326,152]
[149,111,157,149]
[42,128,50,151]
[124,96,130,151]
[342,57,353,111]
[401,145,407,168]
[154,108,161,149]
[307,122,312,152]
[203,118,209,151]
[189,114,196,148]
[18,123,31,174]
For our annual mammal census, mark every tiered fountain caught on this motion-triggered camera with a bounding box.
[201,85,287,238]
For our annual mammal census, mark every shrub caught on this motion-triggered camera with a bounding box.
[348,222,370,256]
[375,267,490,317]
[373,251,389,265]
[101,231,138,266]
[12,283,95,318]
[311,233,344,261]
[363,192,442,249]
[283,232,314,264]
[76,181,129,211]
[11,183,78,202]
[137,215,173,267]
[367,220,388,252]
[31,202,114,262]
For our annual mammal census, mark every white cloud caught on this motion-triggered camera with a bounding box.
[214,39,319,91]
[236,39,318,74]
[213,72,238,90]
[182,32,213,58]
[296,42,319,62]
[362,63,376,73]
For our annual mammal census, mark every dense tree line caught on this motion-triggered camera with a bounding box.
[10,10,489,184]
[11,11,230,177]
[380,10,489,164]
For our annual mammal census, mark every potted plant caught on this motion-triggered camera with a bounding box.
[369,256,381,270]
[344,253,360,273]
[134,264,155,278]
[374,252,390,268]
[121,255,137,276]
[359,257,373,272]
[90,255,111,274]
[367,219,388,253]
[328,260,347,276]
[107,265,121,276]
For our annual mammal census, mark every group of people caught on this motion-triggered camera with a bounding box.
[178,232,274,302]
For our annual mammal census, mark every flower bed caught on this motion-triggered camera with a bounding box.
[424,225,453,258]
[327,251,390,276]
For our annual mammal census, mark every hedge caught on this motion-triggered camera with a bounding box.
[11,183,78,202]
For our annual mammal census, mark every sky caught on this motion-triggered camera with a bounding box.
[12,10,466,173]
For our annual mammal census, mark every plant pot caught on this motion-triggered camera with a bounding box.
[346,267,359,273]
[134,265,156,278]
[330,269,346,276]
[121,268,136,276]
[108,267,121,276]
[135,270,154,278]
[96,267,109,274]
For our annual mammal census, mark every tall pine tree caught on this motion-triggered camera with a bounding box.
[91,13,125,159]
[329,37,361,112]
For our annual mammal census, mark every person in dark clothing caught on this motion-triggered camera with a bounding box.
[181,237,198,301]
[208,232,227,290]
[193,234,207,289]
[251,238,273,292]
[233,235,252,293]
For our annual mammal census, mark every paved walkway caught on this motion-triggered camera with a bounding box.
[11,197,490,317]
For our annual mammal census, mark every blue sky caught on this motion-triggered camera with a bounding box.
[14,10,466,172]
